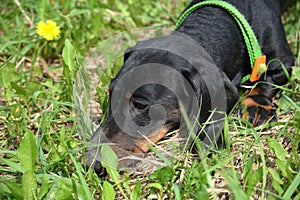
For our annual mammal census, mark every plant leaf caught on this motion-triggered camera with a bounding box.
[62,39,77,72]
[267,137,287,161]
[246,167,263,196]
[22,170,37,200]
[70,154,94,200]
[11,82,29,100]
[224,169,248,199]
[271,180,284,196]
[130,181,142,200]
[101,144,118,170]
[243,155,254,180]
[0,62,20,88]
[282,171,300,200]
[102,181,116,200]
[268,168,284,184]
[173,183,181,200]
[4,180,23,200]
[145,183,164,197]
[37,175,50,200]
[292,67,300,81]
[276,159,289,179]
[0,157,27,173]
[46,178,86,200]
[18,131,38,171]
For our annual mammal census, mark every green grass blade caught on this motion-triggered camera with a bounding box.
[173,183,181,200]
[282,171,300,200]
[70,154,94,200]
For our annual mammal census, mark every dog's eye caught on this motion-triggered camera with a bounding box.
[132,100,148,111]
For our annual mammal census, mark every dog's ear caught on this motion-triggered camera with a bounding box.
[109,46,137,92]
[124,47,134,62]
[188,70,238,149]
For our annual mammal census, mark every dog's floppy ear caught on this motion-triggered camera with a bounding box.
[123,39,150,63]
[124,47,135,62]
[110,46,138,91]
[189,70,239,149]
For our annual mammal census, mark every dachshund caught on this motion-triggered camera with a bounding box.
[86,0,294,173]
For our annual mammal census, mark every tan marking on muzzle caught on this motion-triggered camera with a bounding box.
[133,127,169,153]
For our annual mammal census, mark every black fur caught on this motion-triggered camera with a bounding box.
[86,0,294,173]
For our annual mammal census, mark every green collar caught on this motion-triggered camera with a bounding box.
[175,0,267,83]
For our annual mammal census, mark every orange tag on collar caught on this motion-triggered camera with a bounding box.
[250,55,267,82]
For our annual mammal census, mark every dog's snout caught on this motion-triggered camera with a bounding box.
[85,118,171,172]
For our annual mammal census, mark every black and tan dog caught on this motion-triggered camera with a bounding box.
[86,0,294,173]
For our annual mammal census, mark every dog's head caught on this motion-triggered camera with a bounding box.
[86,32,231,173]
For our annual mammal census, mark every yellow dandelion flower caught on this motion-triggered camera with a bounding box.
[37,20,61,41]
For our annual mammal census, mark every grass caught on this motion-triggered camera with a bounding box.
[0,0,299,199]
